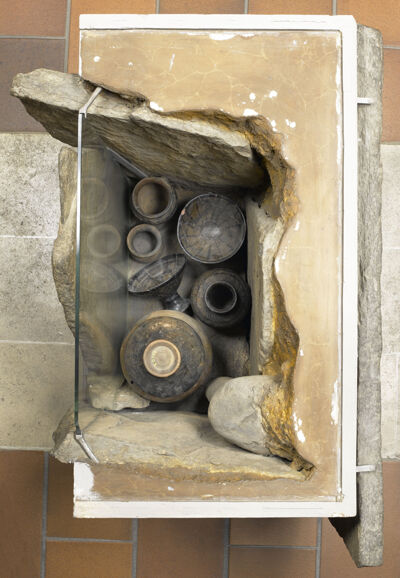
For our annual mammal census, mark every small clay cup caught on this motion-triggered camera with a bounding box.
[86,224,121,261]
[131,177,177,224]
[81,177,110,224]
[126,224,163,263]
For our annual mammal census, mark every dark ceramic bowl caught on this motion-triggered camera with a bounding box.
[127,254,190,312]
[177,193,246,264]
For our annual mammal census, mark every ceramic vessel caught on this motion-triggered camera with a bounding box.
[120,310,213,402]
[86,224,121,261]
[177,193,246,264]
[131,177,177,224]
[191,269,251,328]
[127,253,190,312]
[126,223,163,263]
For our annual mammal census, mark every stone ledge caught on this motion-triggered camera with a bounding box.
[52,404,307,483]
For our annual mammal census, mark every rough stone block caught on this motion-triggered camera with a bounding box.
[0,237,73,343]
[0,342,74,449]
[0,133,63,237]
[331,24,384,568]
[53,405,307,483]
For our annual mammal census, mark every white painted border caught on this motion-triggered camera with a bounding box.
[76,14,358,518]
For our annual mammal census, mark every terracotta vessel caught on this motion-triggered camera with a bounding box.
[86,224,121,261]
[131,177,177,224]
[191,269,251,329]
[120,310,213,402]
[126,223,163,263]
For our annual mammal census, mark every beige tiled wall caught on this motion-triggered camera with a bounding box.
[0,1,399,576]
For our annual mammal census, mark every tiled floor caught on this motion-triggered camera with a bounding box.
[0,451,399,577]
[1,1,400,577]
[1,0,399,139]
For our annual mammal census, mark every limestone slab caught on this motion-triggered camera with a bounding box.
[381,248,400,353]
[10,69,266,194]
[79,26,345,500]
[0,133,63,237]
[331,25,384,567]
[0,237,73,343]
[0,342,74,449]
[381,144,400,248]
[53,405,307,483]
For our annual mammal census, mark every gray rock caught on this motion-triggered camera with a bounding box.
[10,68,266,193]
[207,376,272,456]
[52,147,77,334]
[52,404,307,482]
[207,375,314,475]
[331,25,384,567]
[52,147,117,374]
[88,374,150,411]
[246,198,285,374]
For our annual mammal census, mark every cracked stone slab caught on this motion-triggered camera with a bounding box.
[331,25,384,568]
[52,404,307,483]
[10,68,266,193]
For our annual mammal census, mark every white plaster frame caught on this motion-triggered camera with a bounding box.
[75,14,358,518]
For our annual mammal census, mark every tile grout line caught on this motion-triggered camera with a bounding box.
[64,0,72,73]
[46,536,133,544]
[315,518,322,578]
[0,340,73,346]
[332,0,337,15]
[244,0,249,15]
[222,519,230,578]
[131,519,138,578]
[0,35,65,40]
[230,544,318,550]
[383,45,400,50]
[156,0,160,14]
[40,452,49,578]
[0,235,57,239]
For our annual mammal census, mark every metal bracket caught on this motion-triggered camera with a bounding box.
[79,86,103,116]
[356,464,376,473]
[73,86,104,466]
[74,430,99,464]
[357,97,375,105]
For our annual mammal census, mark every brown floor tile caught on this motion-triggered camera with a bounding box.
[47,457,132,540]
[338,0,400,46]
[137,519,224,578]
[320,462,400,577]
[248,0,332,14]
[0,39,65,132]
[230,517,318,546]
[67,0,156,74]
[45,541,132,578]
[159,0,244,14]
[0,450,43,578]
[0,0,67,37]
[382,49,400,142]
[229,547,316,578]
